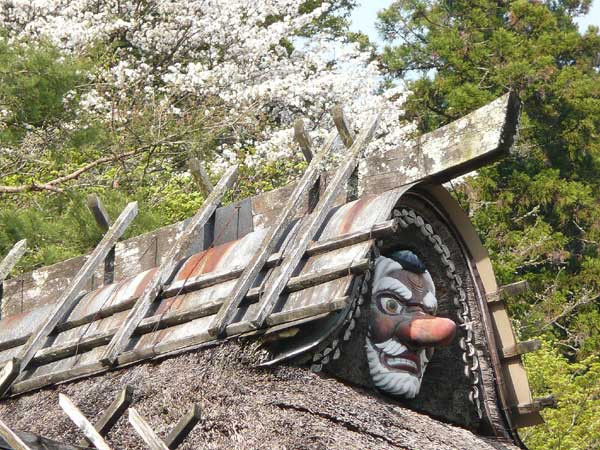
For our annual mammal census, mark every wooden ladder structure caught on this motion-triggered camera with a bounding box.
[209,107,379,336]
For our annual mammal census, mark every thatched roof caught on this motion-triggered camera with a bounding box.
[0,341,519,450]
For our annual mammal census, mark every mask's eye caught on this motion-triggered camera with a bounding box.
[379,296,404,315]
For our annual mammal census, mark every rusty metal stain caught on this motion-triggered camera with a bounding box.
[338,195,376,235]
[175,240,238,281]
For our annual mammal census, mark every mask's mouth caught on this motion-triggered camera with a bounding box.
[380,349,420,375]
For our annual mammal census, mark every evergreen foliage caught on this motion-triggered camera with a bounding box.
[377,1,600,447]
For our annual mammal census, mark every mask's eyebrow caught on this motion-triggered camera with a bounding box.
[373,276,412,300]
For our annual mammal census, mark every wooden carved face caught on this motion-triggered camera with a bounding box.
[367,252,456,398]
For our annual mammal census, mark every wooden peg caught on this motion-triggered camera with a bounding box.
[331,105,356,148]
[294,119,314,162]
[188,158,214,197]
[87,194,111,231]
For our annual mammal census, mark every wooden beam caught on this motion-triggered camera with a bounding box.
[128,408,169,450]
[251,113,380,329]
[331,105,356,148]
[59,394,112,450]
[78,385,134,447]
[0,239,27,282]
[164,404,201,449]
[101,165,238,365]
[188,158,213,197]
[294,119,314,162]
[0,419,33,450]
[0,202,138,397]
[86,194,111,231]
[512,395,556,415]
[500,339,541,359]
[487,280,530,304]
[208,131,338,337]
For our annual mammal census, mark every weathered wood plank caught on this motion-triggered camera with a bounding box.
[87,194,111,231]
[128,408,169,450]
[512,395,556,415]
[500,340,541,359]
[59,394,112,450]
[101,166,238,365]
[487,280,530,304]
[294,119,314,162]
[78,385,134,447]
[188,158,213,197]
[208,131,338,337]
[164,404,201,450]
[251,114,380,329]
[360,92,521,196]
[0,202,138,397]
[0,239,27,282]
[0,418,33,450]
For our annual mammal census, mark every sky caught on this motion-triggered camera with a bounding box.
[349,0,600,45]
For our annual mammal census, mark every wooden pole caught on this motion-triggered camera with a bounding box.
[101,165,238,365]
[129,408,169,450]
[0,418,33,450]
[0,239,27,282]
[251,113,380,329]
[59,394,113,450]
[208,131,337,337]
[0,202,138,397]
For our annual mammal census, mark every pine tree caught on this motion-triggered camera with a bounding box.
[376,1,600,447]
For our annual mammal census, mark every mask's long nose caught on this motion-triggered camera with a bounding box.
[395,314,456,346]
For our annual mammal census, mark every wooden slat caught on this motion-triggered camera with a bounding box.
[78,385,134,447]
[500,339,541,359]
[0,239,27,282]
[164,404,201,449]
[188,158,213,197]
[129,408,169,450]
[487,280,530,304]
[0,419,33,450]
[251,113,380,329]
[0,203,138,397]
[86,194,111,231]
[294,119,314,162]
[512,395,556,415]
[208,131,338,337]
[59,394,112,450]
[101,166,238,365]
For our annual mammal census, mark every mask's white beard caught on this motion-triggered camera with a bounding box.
[365,338,429,399]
